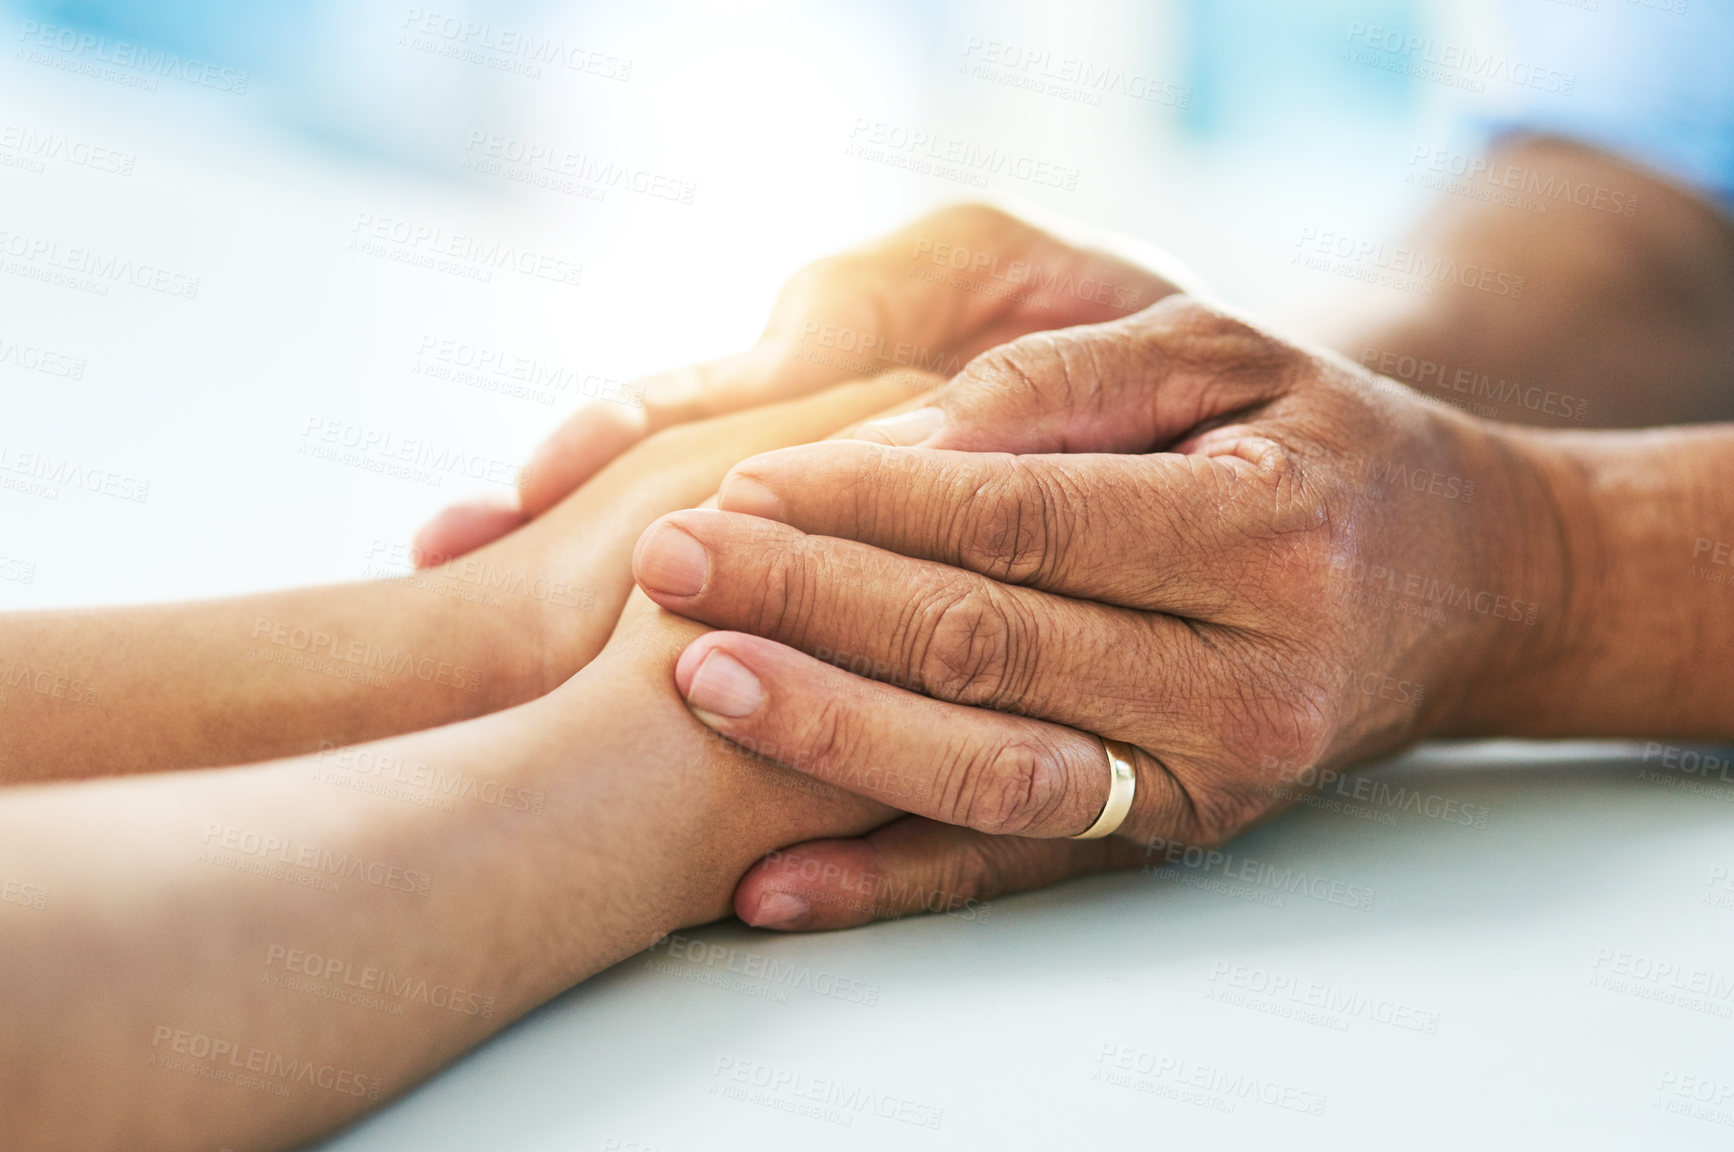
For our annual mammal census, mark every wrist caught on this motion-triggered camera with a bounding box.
[1423,419,1590,738]
[391,683,701,1001]
[1439,424,1734,739]
[523,627,893,947]
[423,531,603,708]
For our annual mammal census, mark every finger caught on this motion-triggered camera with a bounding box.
[850,295,1294,455]
[517,398,650,518]
[511,335,913,523]
[465,206,1191,545]
[733,816,1144,931]
[547,374,939,554]
[642,219,1167,423]
[412,374,940,672]
[670,630,1201,843]
[409,494,530,569]
[413,397,646,562]
[636,508,1224,735]
[547,205,1193,495]
[815,391,940,443]
[501,341,839,539]
[508,347,785,525]
[698,203,1184,408]
[714,442,1297,614]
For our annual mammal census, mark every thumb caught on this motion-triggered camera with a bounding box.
[647,202,1196,427]
[735,816,1144,932]
[416,208,1194,559]
[853,296,1291,456]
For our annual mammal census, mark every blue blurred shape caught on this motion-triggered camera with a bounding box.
[1178,0,1420,143]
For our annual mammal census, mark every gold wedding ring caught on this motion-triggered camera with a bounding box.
[1071,737,1138,840]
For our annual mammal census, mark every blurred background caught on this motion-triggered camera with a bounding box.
[0,0,1700,606]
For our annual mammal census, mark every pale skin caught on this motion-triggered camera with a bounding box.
[0,378,926,1151]
[0,376,931,782]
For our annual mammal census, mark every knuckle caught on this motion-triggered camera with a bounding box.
[901,202,1032,257]
[911,585,1022,706]
[800,691,864,782]
[750,538,825,641]
[965,738,1066,836]
[960,326,1128,421]
[1144,292,1229,331]
[1142,294,1266,346]
[1153,647,1344,846]
[854,449,931,540]
[1216,679,1338,811]
[957,333,1071,406]
[932,200,1021,233]
[773,255,878,331]
[953,460,1071,586]
[1140,295,1298,377]
[1204,438,1331,553]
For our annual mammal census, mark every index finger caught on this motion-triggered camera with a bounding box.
[715,441,1300,617]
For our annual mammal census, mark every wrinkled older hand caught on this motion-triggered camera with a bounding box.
[630,296,1575,930]
[411,203,1190,564]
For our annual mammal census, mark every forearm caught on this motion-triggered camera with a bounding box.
[0,613,887,1151]
[1454,423,1734,738]
[0,751,527,1150]
[0,375,937,786]
[1301,136,1734,428]
[0,569,547,783]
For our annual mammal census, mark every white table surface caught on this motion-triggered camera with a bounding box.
[3,8,1731,1148]
[318,741,1734,1152]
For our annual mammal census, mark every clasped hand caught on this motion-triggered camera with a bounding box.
[632,295,1572,930]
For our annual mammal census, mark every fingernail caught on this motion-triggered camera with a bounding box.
[750,892,809,928]
[635,524,708,597]
[854,406,943,446]
[685,650,762,718]
[717,474,784,521]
